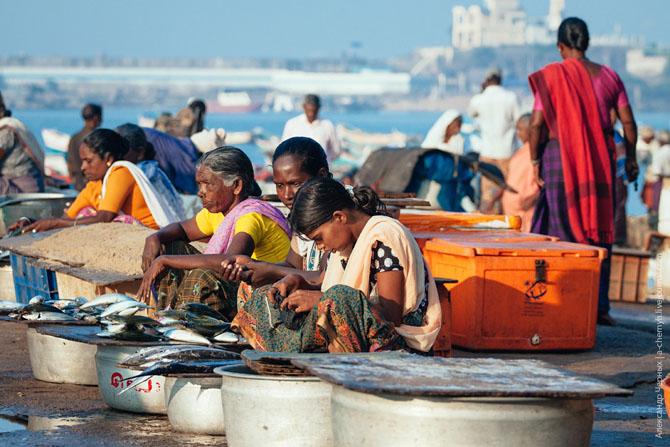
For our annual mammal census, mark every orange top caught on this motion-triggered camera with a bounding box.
[501,143,540,233]
[65,166,158,229]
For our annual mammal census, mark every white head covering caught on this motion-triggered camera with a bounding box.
[421,109,465,155]
[190,128,226,153]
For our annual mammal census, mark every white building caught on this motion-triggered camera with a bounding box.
[452,0,564,50]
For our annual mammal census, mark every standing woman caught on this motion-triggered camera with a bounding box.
[232,178,441,354]
[528,17,639,325]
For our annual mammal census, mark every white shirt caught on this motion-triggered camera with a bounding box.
[652,144,670,177]
[282,114,341,162]
[468,85,520,160]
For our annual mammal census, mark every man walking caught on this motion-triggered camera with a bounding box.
[282,94,340,162]
[468,69,520,213]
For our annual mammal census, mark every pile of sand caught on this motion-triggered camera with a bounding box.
[27,223,157,276]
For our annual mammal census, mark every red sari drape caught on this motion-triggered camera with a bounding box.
[528,58,614,245]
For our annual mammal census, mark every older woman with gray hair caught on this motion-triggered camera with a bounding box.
[138,146,291,319]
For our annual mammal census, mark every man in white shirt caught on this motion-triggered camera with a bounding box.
[468,69,520,213]
[282,94,341,162]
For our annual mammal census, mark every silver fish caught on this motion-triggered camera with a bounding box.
[177,303,227,321]
[100,300,152,318]
[28,296,44,305]
[23,312,75,321]
[79,293,134,310]
[163,328,212,345]
[0,300,23,312]
[120,345,240,367]
[120,345,206,366]
[213,331,239,343]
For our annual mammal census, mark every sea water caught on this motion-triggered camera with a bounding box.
[13,108,670,216]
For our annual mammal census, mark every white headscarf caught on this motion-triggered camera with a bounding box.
[421,109,466,155]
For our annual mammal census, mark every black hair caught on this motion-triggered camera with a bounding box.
[115,123,156,161]
[272,137,331,178]
[196,146,262,197]
[82,128,128,161]
[288,178,388,236]
[304,94,320,107]
[558,17,589,52]
[82,104,102,121]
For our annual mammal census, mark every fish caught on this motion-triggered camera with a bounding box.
[22,312,75,321]
[119,345,240,367]
[29,296,45,305]
[117,359,242,395]
[103,315,161,328]
[19,303,64,315]
[163,328,212,345]
[213,331,240,343]
[156,309,187,319]
[177,303,228,322]
[100,300,152,318]
[0,300,23,313]
[185,321,231,337]
[184,312,226,326]
[156,324,185,333]
[108,330,162,342]
[79,293,134,310]
[119,345,208,367]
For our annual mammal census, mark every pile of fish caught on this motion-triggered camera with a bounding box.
[116,344,243,394]
[1,293,246,345]
[0,296,93,322]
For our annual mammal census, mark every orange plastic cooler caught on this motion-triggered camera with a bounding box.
[423,238,607,351]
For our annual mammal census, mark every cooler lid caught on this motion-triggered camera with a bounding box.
[292,355,632,398]
[424,238,605,258]
[413,230,556,243]
[399,210,522,231]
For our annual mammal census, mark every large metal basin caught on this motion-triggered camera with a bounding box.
[216,364,333,447]
[95,344,167,414]
[331,385,594,447]
[26,327,97,385]
[165,376,226,435]
[0,193,78,236]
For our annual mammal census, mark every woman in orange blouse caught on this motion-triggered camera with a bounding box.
[10,128,160,233]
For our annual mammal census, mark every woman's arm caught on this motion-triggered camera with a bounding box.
[138,231,256,303]
[375,270,405,326]
[617,104,639,183]
[528,109,546,187]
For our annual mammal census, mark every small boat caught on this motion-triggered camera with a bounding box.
[206,91,262,114]
[41,128,70,153]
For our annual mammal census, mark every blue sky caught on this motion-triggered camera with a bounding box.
[3,0,667,59]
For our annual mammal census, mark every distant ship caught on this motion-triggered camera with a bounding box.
[206,91,262,114]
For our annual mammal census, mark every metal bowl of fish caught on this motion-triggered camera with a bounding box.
[165,375,228,435]
[95,344,169,414]
[26,326,98,385]
[216,364,333,447]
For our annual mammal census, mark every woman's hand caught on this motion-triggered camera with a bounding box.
[141,234,162,273]
[21,218,62,234]
[282,290,321,313]
[533,164,544,188]
[137,256,167,305]
[220,255,254,282]
[625,157,639,184]
[7,217,33,233]
[267,273,306,305]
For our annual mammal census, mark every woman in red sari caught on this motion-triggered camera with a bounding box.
[528,17,639,326]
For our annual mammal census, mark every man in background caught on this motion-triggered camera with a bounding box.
[68,104,102,190]
[282,94,341,162]
[468,68,520,213]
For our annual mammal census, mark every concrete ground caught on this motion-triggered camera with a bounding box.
[0,300,667,446]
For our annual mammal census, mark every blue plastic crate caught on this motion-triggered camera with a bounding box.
[10,253,58,304]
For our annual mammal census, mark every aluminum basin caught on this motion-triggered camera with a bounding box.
[95,344,167,414]
[165,376,225,435]
[331,385,594,447]
[216,364,333,447]
[26,327,97,385]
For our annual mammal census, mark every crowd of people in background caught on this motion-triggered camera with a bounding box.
[1,15,668,349]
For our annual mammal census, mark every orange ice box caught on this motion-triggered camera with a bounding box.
[423,237,607,351]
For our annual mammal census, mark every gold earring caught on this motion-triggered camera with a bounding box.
[107,162,112,167]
